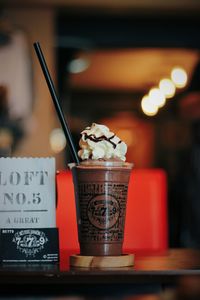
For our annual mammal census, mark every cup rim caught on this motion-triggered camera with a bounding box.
[68,161,133,169]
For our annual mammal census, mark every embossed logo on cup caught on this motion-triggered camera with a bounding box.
[87,194,120,230]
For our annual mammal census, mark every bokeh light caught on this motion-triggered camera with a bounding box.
[49,128,66,153]
[68,57,90,73]
[149,88,166,108]
[171,67,188,88]
[159,78,176,98]
[141,95,158,116]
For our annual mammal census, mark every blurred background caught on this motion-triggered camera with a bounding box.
[0,0,200,248]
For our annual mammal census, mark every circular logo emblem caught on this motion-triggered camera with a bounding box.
[12,229,48,257]
[87,194,120,229]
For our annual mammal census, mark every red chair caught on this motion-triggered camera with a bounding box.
[56,169,168,253]
[124,169,168,251]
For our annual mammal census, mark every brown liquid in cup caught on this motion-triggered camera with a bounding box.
[70,161,133,256]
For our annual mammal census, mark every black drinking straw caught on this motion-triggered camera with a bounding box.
[33,42,80,164]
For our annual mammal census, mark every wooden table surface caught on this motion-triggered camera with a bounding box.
[0,249,200,297]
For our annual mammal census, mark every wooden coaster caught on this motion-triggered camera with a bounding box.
[69,254,134,268]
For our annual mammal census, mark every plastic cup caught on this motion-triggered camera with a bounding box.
[69,161,133,256]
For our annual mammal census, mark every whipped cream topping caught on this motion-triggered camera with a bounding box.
[78,123,127,161]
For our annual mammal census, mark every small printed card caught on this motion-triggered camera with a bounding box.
[0,157,56,228]
[0,228,59,263]
[0,158,59,263]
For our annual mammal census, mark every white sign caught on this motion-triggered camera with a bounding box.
[0,158,56,228]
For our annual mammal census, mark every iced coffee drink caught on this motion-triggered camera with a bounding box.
[70,123,133,256]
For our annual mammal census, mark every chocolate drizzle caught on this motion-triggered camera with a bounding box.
[83,133,122,149]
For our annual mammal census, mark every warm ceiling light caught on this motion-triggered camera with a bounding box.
[49,128,66,153]
[171,67,188,88]
[141,95,158,116]
[149,88,166,108]
[159,78,176,99]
